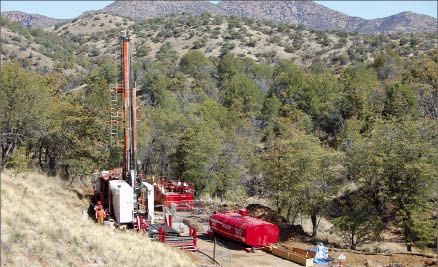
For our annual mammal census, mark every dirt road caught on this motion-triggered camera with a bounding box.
[196,236,302,267]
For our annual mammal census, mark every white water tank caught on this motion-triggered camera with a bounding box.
[109,180,133,224]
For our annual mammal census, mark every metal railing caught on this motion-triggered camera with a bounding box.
[199,239,232,267]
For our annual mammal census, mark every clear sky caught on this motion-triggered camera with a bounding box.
[1,1,437,20]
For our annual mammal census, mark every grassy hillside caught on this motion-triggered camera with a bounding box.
[0,169,195,266]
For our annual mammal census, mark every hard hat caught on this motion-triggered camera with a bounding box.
[97,201,101,205]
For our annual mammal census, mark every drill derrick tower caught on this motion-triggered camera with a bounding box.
[101,30,142,223]
[121,30,141,215]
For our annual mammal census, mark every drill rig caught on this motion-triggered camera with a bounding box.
[96,30,151,225]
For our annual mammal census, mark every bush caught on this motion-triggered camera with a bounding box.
[192,37,207,49]
[136,44,150,57]
[409,37,419,48]
[246,39,257,47]
[90,47,99,57]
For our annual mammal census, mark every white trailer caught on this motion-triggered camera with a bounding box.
[109,180,133,224]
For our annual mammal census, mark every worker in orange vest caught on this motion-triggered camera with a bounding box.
[96,204,105,224]
[94,201,101,219]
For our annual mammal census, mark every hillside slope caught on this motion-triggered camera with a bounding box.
[49,13,436,67]
[0,169,195,266]
[2,12,436,75]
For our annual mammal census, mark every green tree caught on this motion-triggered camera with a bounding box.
[177,120,222,192]
[223,74,263,115]
[1,62,51,169]
[333,193,383,250]
[341,117,436,251]
[37,97,108,178]
[340,68,378,120]
[83,71,109,116]
[179,50,210,80]
[383,83,419,117]
[302,147,344,238]
[264,128,343,236]
[262,95,281,121]
[6,147,31,178]
[218,54,252,81]
[156,42,178,63]
[376,117,436,250]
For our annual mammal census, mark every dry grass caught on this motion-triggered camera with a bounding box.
[1,169,196,267]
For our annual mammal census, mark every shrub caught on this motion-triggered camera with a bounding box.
[246,39,257,47]
[192,37,207,49]
[90,47,99,57]
[136,44,150,57]
[284,46,295,53]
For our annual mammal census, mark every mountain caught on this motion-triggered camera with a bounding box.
[100,1,225,20]
[99,1,437,33]
[356,11,438,33]
[216,1,363,31]
[1,11,69,28]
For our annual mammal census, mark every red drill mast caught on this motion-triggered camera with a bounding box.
[98,31,143,224]
[120,30,140,214]
[121,31,137,178]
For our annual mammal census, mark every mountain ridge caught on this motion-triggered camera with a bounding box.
[1,11,70,28]
[1,1,437,33]
[100,1,437,33]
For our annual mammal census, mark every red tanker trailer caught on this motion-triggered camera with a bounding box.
[209,209,279,247]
